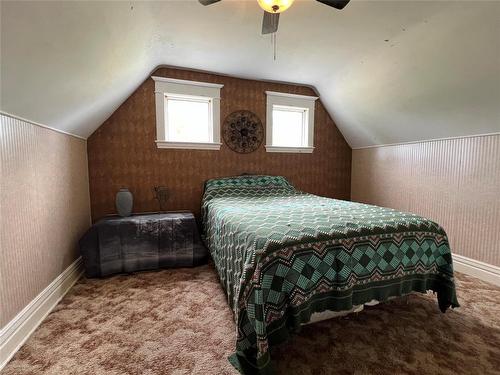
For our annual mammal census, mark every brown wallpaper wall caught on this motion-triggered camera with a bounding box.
[87,67,351,221]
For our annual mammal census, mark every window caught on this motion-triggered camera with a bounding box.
[153,76,223,150]
[265,91,318,153]
[166,96,211,143]
[272,105,308,147]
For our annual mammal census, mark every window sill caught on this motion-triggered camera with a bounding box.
[265,145,314,153]
[156,140,221,150]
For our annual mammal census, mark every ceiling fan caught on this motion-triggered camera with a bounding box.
[199,0,350,35]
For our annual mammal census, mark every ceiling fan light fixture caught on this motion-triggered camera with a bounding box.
[257,0,295,14]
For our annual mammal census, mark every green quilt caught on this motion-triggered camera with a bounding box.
[201,175,459,374]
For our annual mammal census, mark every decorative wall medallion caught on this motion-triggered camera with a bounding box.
[223,110,264,153]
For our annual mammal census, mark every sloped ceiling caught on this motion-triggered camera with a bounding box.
[1,0,499,147]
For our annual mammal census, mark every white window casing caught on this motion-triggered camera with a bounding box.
[265,91,318,153]
[152,76,224,150]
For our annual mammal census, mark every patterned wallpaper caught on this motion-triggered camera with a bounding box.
[0,114,91,328]
[87,67,352,221]
[351,134,500,266]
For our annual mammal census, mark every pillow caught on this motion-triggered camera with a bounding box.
[204,175,293,193]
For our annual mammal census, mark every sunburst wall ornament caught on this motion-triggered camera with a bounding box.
[223,110,264,154]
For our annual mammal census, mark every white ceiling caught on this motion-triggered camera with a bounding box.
[1,0,499,147]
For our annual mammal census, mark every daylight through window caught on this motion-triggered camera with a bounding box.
[265,91,318,153]
[153,76,223,150]
[166,96,212,143]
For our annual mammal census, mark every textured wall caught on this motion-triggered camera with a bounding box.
[87,67,352,221]
[0,114,91,328]
[351,134,500,266]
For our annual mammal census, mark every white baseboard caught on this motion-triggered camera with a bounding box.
[0,257,83,370]
[453,254,500,287]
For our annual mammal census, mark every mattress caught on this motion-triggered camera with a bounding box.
[201,175,459,374]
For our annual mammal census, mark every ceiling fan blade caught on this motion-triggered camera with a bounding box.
[198,0,221,5]
[262,12,279,35]
[316,0,350,10]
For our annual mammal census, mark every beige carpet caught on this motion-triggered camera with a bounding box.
[3,265,500,375]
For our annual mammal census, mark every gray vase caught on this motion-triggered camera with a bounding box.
[116,188,133,217]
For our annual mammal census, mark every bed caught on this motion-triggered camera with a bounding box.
[201,175,459,374]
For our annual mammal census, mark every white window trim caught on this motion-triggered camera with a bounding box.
[152,76,224,150]
[265,91,318,153]
[155,140,221,150]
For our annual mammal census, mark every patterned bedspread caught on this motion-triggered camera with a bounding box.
[201,175,459,374]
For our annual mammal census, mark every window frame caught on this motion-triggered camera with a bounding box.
[153,76,224,150]
[265,91,318,153]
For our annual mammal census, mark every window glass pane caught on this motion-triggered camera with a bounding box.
[272,107,306,147]
[166,98,211,143]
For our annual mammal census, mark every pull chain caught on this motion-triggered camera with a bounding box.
[272,32,277,61]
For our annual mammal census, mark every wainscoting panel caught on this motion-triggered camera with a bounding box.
[0,113,91,329]
[352,134,500,267]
